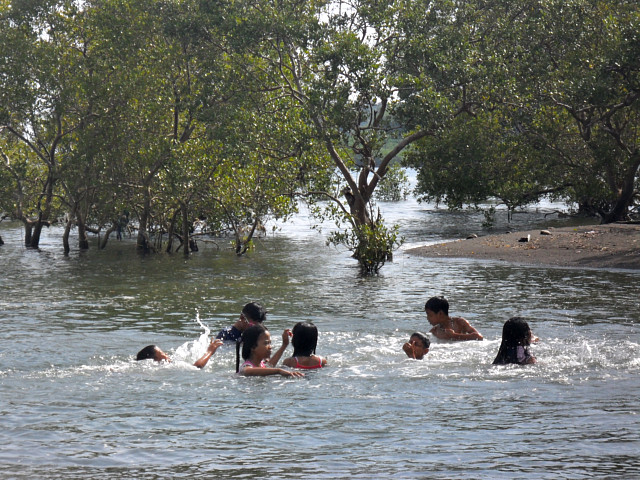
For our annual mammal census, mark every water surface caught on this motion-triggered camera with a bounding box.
[1,199,638,479]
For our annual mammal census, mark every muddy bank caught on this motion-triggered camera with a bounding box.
[407,223,640,270]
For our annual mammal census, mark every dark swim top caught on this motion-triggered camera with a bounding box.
[294,356,324,370]
[216,325,242,342]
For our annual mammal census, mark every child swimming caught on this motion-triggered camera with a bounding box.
[236,324,304,377]
[425,296,483,341]
[283,322,327,369]
[492,317,537,365]
[215,302,267,343]
[136,338,224,369]
[402,332,430,360]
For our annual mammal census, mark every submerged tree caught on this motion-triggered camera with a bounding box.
[405,110,572,221]
[4,0,636,269]
[1,1,89,248]
[408,0,640,222]
[490,0,640,223]
[222,0,492,272]
[1,0,312,255]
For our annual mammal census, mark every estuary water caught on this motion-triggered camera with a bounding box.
[0,197,639,479]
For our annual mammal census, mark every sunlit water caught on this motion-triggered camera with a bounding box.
[1,195,638,479]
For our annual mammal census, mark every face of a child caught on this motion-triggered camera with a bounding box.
[239,313,259,331]
[153,347,170,362]
[425,309,439,326]
[252,331,272,360]
[410,335,429,359]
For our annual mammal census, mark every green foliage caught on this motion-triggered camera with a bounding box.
[2,0,638,262]
[405,111,565,212]
[374,163,410,202]
[481,206,496,229]
[1,0,324,253]
[406,0,640,222]
[328,211,404,275]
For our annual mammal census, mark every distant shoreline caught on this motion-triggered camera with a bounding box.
[406,223,640,270]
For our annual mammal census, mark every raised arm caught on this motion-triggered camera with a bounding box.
[267,329,292,367]
[193,339,224,369]
[403,342,417,359]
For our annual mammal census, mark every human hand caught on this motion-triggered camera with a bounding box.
[281,329,292,347]
[207,338,224,353]
[402,342,416,358]
[444,328,456,338]
[430,324,451,339]
[280,368,304,377]
[431,326,449,339]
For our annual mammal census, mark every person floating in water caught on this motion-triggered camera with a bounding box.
[402,332,430,360]
[136,338,223,369]
[283,322,327,369]
[215,302,267,343]
[492,317,537,365]
[425,296,483,341]
[236,324,304,377]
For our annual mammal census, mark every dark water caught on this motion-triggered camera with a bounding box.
[1,198,638,479]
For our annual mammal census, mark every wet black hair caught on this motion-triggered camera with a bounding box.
[242,302,267,323]
[136,345,158,361]
[492,317,533,365]
[291,322,318,357]
[425,296,449,315]
[410,332,430,349]
[236,324,268,372]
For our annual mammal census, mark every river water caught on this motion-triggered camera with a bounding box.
[1,195,639,479]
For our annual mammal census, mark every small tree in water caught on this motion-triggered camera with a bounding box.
[327,207,403,275]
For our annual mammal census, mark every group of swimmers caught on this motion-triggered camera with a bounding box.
[136,296,537,375]
[402,296,537,365]
[136,301,327,377]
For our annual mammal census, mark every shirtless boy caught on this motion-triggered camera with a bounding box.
[425,296,483,341]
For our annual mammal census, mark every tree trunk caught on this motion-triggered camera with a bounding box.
[100,224,117,249]
[343,187,372,227]
[166,210,178,253]
[29,171,56,248]
[181,202,190,255]
[63,217,73,254]
[77,224,89,250]
[76,212,89,250]
[601,157,639,224]
[234,217,260,255]
[30,220,43,248]
[137,214,149,251]
[23,221,33,247]
[137,188,152,252]
[29,219,50,248]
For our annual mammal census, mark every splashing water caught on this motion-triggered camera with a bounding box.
[0,196,638,479]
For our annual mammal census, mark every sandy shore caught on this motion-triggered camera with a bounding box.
[406,223,640,270]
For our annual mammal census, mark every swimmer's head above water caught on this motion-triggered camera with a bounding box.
[136,345,170,362]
